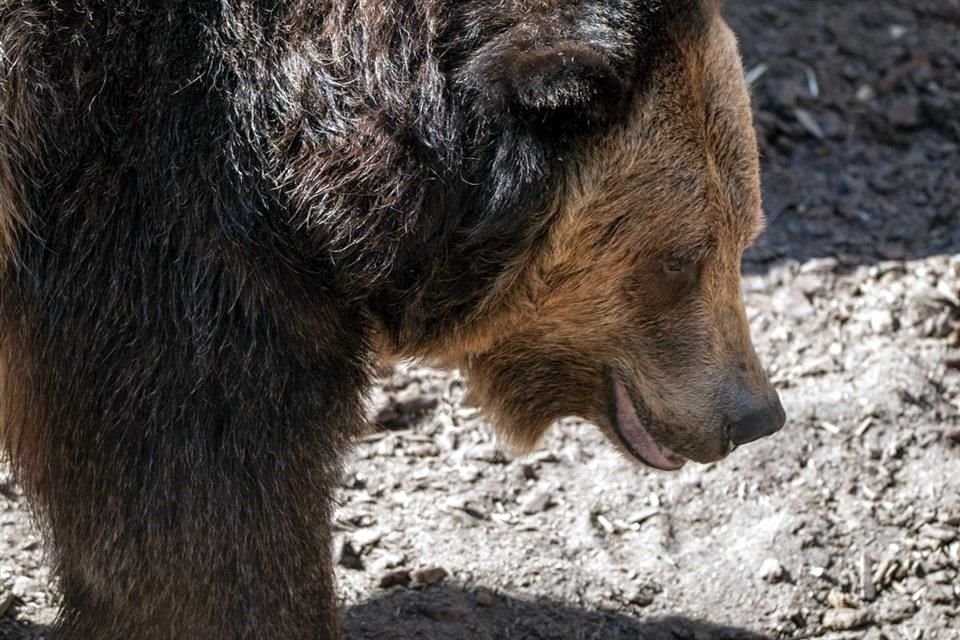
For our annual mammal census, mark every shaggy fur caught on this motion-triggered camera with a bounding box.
[0,1,781,638]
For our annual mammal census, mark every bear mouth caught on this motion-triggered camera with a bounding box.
[606,373,687,471]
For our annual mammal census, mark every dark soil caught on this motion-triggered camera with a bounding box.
[3,1,959,638]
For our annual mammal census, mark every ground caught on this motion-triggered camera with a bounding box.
[2,0,959,638]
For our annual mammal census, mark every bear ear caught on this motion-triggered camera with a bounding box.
[503,42,627,129]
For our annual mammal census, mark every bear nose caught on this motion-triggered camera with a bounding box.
[728,395,786,446]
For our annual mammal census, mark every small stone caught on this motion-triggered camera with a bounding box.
[337,540,364,571]
[629,591,656,607]
[759,558,786,584]
[11,577,33,596]
[866,309,896,334]
[880,598,915,623]
[925,585,956,605]
[379,569,412,589]
[827,588,856,609]
[822,608,873,630]
[856,85,876,102]
[351,528,382,552]
[475,589,496,607]
[887,97,921,129]
[521,490,554,515]
[458,466,482,483]
[920,524,957,544]
[413,567,448,587]
[773,288,815,320]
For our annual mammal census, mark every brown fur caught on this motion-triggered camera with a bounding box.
[0,1,781,638]
[414,10,775,464]
[0,3,44,264]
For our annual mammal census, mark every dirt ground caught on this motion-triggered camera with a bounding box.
[2,1,959,638]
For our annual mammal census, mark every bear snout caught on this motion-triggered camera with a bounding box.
[726,390,786,448]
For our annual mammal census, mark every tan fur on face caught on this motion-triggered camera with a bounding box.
[412,8,771,461]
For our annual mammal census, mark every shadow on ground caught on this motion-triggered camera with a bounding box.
[0,607,47,640]
[0,585,772,640]
[344,584,772,640]
[724,0,960,272]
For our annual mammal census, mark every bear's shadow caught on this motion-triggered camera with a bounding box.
[0,584,773,639]
[343,583,771,640]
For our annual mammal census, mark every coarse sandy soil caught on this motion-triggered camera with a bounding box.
[2,1,959,638]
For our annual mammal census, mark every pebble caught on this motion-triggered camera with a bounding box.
[758,558,786,584]
[773,288,816,320]
[337,540,364,571]
[629,590,656,607]
[822,608,873,630]
[475,589,496,607]
[920,524,957,544]
[925,585,956,605]
[351,528,383,552]
[879,597,916,623]
[521,490,554,515]
[887,97,921,129]
[379,569,412,589]
[866,309,896,334]
[413,567,449,587]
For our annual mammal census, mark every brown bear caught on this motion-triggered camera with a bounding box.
[0,0,784,638]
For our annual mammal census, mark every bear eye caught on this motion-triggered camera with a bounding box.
[663,258,687,275]
[660,257,700,292]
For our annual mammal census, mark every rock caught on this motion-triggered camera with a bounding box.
[475,589,497,607]
[758,558,786,584]
[413,567,449,587]
[822,608,873,630]
[337,540,365,571]
[379,569,412,589]
[351,528,383,552]
[856,84,876,102]
[773,287,816,321]
[865,309,896,334]
[924,585,956,605]
[629,591,656,607]
[879,597,915,623]
[887,97,921,129]
[827,588,856,609]
[920,524,957,544]
[521,490,554,515]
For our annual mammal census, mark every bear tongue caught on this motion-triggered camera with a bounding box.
[612,378,686,471]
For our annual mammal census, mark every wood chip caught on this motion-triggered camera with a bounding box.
[818,420,841,435]
[861,552,877,601]
[596,514,615,534]
[0,592,14,618]
[795,108,825,140]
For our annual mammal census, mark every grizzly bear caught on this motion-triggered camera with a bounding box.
[0,0,784,638]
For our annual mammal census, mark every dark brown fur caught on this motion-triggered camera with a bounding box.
[0,1,779,638]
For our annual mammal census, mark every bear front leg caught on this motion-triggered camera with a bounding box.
[2,264,367,640]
